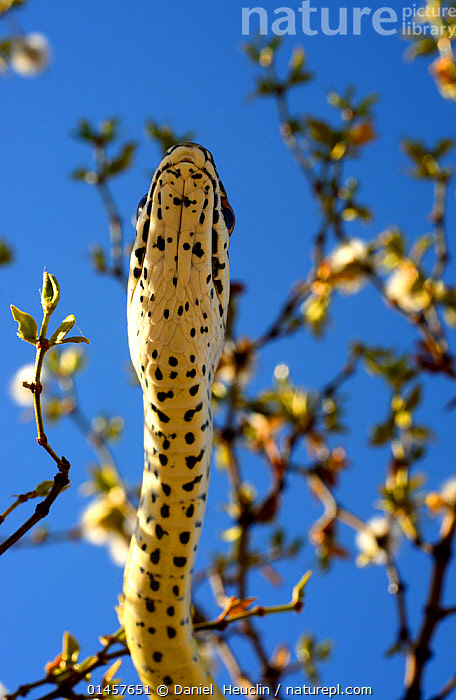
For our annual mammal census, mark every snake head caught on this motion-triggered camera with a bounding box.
[127,143,234,378]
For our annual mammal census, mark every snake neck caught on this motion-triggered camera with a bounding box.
[122,368,218,693]
[122,311,224,696]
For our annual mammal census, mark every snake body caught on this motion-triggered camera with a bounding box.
[122,143,233,696]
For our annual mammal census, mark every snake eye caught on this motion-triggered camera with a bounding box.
[221,198,235,236]
[136,194,148,221]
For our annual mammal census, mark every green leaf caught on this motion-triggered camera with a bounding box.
[289,47,304,73]
[434,138,454,158]
[404,38,438,60]
[90,244,107,272]
[387,229,405,258]
[43,397,66,423]
[292,570,312,604]
[255,77,280,96]
[410,234,433,264]
[10,305,38,344]
[75,654,98,673]
[369,420,395,446]
[0,0,15,16]
[357,93,379,114]
[402,140,428,164]
[72,118,118,147]
[102,141,137,178]
[384,641,405,657]
[46,346,87,376]
[289,536,305,555]
[288,70,313,86]
[409,425,432,442]
[287,47,313,85]
[145,120,195,154]
[327,90,349,110]
[62,631,80,664]
[316,641,332,660]
[71,167,98,184]
[358,344,416,388]
[100,118,118,143]
[0,38,12,59]
[305,118,338,147]
[73,119,98,143]
[295,632,331,682]
[0,238,13,265]
[284,118,304,135]
[241,42,261,64]
[59,335,90,345]
[49,315,76,345]
[35,480,54,497]
[41,272,60,314]
[270,529,284,549]
[89,465,121,494]
[405,384,422,412]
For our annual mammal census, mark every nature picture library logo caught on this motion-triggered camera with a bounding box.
[241,2,456,37]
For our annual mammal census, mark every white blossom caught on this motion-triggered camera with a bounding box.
[356,516,401,566]
[440,477,456,507]
[81,488,135,566]
[10,33,50,76]
[9,363,48,407]
[326,238,368,293]
[385,261,428,313]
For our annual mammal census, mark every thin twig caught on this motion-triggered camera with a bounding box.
[385,556,411,649]
[95,146,127,285]
[254,280,309,349]
[5,642,129,700]
[0,463,70,556]
[402,511,456,699]
[275,87,315,187]
[431,176,448,280]
[194,596,303,633]
[429,673,456,700]
[3,293,74,554]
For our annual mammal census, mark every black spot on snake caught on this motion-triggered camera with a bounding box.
[155,235,165,250]
[155,524,168,539]
[173,556,187,567]
[193,242,204,258]
[150,549,160,564]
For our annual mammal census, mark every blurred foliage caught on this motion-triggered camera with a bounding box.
[145,119,195,154]
[0,238,13,265]
[71,118,137,184]
[5,8,456,700]
[296,633,332,682]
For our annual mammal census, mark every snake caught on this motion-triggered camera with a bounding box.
[121,143,234,697]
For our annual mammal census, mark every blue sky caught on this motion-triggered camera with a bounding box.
[1,1,456,697]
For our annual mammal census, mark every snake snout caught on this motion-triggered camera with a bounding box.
[167,142,210,170]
